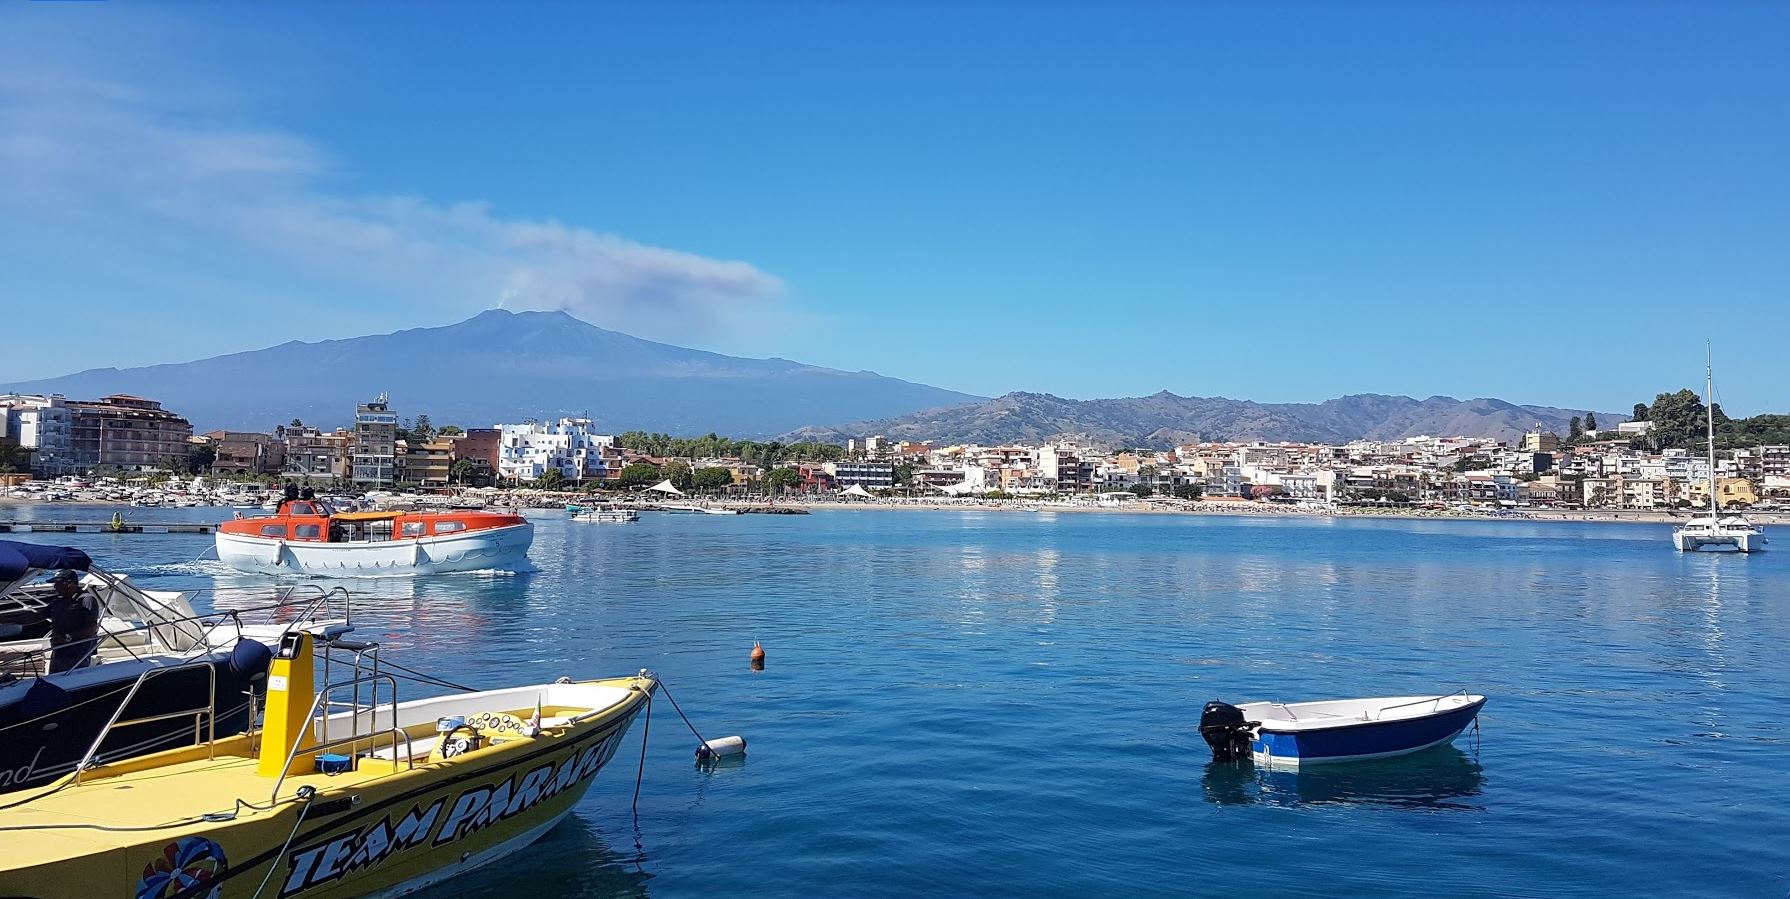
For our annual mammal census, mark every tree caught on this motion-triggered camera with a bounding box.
[1568,416,1582,442]
[662,460,694,491]
[762,467,803,493]
[1129,483,1153,497]
[535,468,567,489]
[1643,389,1708,450]
[1632,403,1648,423]
[290,418,305,429]
[183,445,216,475]
[693,467,735,492]
[438,425,464,437]
[0,442,31,473]
[894,463,915,487]
[616,462,662,488]
[412,415,434,440]
[1583,411,1597,433]
[451,459,478,485]
[1172,483,1203,500]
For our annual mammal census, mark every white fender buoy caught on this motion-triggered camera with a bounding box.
[695,735,747,760]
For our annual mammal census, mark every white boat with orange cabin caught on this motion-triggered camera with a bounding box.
[215,497,534,576]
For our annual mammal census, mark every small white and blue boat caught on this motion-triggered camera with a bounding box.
[1201,693,1486,767]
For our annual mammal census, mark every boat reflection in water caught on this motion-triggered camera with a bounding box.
[1202,746,1485,810]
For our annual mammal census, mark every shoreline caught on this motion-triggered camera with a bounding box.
[781,500,1790,526]
[6,493,1785,527]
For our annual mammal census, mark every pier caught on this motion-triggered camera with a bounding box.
[0,522,216,534]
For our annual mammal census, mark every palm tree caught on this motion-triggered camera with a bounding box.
[0,442,31,474]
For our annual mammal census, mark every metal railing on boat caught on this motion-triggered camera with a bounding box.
[265,669,415,805]
[71,658,220,784]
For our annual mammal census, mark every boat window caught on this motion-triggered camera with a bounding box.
[260,524,286,537]
[294,524,322,540]
[289,502,315,516]
[434,520,466,534]
[401,521,427,537]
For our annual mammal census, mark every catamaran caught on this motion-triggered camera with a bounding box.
[1672,348,1766,553]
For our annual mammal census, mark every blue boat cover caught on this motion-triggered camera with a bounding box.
[0,543,28,584]
[0,540,92,581]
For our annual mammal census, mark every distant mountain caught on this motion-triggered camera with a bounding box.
[4,310,981,434]
[783,391,1623,448]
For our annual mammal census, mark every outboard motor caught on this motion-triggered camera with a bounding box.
[1199,700,1255,763]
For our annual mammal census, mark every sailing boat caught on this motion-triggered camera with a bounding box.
[1671,346,1766,552]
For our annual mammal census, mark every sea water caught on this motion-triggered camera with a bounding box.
[6,506,1787,897]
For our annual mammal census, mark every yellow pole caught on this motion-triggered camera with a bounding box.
[258,631,317,777]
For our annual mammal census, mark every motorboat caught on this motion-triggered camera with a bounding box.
[571,505,639,523]
[0,629,655,899]
[1200,693,1486,767]
[1673,346,1766,552]
[0,540,352,793]
[215,495,533,576]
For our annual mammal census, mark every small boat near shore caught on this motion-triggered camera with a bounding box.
[0,630,655,898]
[660,504,741,515]
[571,505,639,523]
[215,495,533,576]
[1200,693,1486,767]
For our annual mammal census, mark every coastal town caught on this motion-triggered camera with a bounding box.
[3,390,1785,513]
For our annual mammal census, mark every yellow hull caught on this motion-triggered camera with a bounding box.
[0,676,652,899]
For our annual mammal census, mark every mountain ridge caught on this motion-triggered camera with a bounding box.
[782,390,1624,447]
[2,310,982,434]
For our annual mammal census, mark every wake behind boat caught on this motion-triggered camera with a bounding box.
[215,492,533,576]
[1200,693,1486,767]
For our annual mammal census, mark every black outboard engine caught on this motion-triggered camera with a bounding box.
[1199,700,1255,763]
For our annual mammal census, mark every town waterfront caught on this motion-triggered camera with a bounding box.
[6,505,1788,897]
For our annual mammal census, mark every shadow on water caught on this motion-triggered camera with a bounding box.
[456,814,654,899]
[1201,747,1486,810]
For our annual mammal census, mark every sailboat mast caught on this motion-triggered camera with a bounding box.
[1706,342,1718,517]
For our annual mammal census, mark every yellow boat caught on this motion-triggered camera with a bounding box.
[0,631,655,898]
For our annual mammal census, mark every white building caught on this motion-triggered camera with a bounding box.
[497,419,614,482]
[0,393,76,475]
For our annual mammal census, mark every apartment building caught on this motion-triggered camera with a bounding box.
[496,418,616,482]
[66,395,193,471]
[352,396,399,488]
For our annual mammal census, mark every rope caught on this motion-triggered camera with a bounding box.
[655,679,711,751]
[378,657,475,693]
[250,786,316,899]
[631,691,652,813]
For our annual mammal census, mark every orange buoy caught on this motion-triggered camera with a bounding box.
[750,642,765,669]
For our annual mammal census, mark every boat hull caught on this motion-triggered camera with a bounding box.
[1250,697,1485,767]
[215,522,534,576]
[0,681,648,899]
[1672,530,1763,552]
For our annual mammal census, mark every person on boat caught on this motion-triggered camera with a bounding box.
[46,568,100,673]
[283,482,300,502]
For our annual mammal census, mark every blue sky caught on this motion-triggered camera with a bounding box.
[2,2,1785,415]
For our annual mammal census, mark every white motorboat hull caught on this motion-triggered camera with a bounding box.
[215,522,534,576]
[1672,522,1765,553]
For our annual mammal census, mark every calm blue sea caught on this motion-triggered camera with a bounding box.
[5,506,1787,898]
